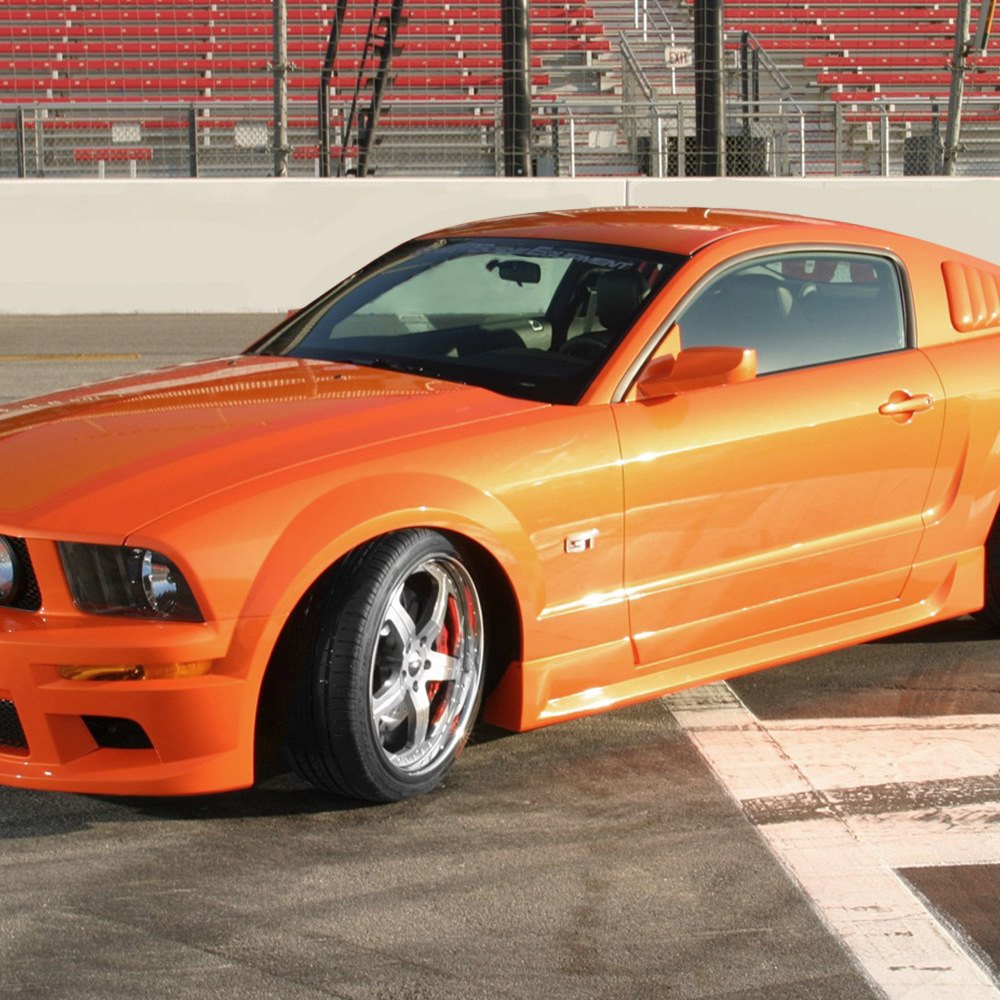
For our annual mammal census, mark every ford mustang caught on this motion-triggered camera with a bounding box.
[2,206,999,802]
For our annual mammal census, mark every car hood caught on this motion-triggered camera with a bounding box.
[0,355,544,539]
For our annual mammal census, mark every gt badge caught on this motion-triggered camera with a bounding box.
[564,530,599,554]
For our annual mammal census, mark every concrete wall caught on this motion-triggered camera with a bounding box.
[1,176,998,314]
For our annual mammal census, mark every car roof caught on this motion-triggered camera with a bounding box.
[422,206,851,257]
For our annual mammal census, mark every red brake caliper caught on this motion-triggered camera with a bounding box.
[428,594,460,724]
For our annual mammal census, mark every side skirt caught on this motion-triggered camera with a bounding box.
[489,548,984,732]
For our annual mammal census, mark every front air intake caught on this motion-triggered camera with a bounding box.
[82,716,153,750]
[0,698,29,754]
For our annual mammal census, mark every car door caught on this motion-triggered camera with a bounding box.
[613,249,946,667]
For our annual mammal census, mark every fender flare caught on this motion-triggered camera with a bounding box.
[239,471,542,632]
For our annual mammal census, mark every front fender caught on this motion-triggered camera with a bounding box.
[239,471,542,627]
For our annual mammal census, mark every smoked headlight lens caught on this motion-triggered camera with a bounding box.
[0,537,17,605]
[58,543,203,621]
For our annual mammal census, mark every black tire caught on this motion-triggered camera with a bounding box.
[975,517,1000,629]
[287,530,486,802]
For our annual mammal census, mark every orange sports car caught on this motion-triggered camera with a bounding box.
[2,206,1000,802]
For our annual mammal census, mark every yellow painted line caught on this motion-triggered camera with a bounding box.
[0,353,141,362]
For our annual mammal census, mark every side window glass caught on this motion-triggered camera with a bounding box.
[676,252,907,374]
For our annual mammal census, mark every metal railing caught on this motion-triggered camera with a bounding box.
[2,95,1000,178]
[632,0,683,94]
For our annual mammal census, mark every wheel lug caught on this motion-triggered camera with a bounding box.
[412,681,418,691]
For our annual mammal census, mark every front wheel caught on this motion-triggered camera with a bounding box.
[288,530,486,802]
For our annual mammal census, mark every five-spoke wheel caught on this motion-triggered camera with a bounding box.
[288,530,486,802]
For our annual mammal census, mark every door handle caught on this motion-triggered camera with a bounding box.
[878,391,934,418]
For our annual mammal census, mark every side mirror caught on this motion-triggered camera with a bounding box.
[636,346,757,400]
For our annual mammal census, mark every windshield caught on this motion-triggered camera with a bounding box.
[252,237,684,404]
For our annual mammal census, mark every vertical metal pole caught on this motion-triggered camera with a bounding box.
[273,0,289,177]
[931,102,943,173]
[34,107,43,177]
[834,102,843,176]
[944,0,972,174]
[799,113,806,176]
[188,105,199,177]
[568,113,576,177]
[740,32,750,136]
[669,23,677,95]
[14,108,27,178]
[694,0,725,176]
[501,0,533,176]
[494,105,503,176]
[677,102,686,176]
[550,106,560,175]
[656,115,664,177]
[880,109,890,176]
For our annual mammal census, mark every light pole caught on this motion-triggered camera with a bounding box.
[273,0,289,177]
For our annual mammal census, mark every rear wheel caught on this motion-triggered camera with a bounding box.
[288,530,486,802]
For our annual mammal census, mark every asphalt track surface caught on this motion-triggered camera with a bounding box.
[1,315,997,1000]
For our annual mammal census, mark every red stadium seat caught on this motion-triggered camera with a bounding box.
[0,0,608,113]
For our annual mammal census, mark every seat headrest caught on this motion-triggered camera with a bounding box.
[595,269,649,334]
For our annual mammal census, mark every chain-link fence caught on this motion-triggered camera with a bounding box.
[3,95,1000,178]
[0,100,508,178]
[597,96,1000,178]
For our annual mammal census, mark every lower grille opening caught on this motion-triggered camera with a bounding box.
[0,698,29,754]
[83,715,153,750]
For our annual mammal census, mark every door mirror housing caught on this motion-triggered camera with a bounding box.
[636,346,757,400]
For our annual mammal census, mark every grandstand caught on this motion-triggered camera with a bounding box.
[0,0,997,177]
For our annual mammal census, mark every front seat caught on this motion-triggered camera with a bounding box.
[561,269,649,360]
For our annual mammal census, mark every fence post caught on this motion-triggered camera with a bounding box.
[677,102,686,177]
[880,110,890,176]
[15,108,27,178]
[494,106,503,176]
[656,115,664,177]
[568,113,576,177]
[834,102,843,176]
[188,106,199,177]
[799,112,806,176]
[34,107,44,177]
[272,0,289,177]
[550,106,561,176]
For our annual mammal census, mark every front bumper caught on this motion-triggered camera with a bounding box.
[0,607,272,795]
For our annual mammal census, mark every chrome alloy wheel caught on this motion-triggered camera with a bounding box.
[368,555,484,776]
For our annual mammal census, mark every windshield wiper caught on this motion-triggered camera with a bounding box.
[323,353,436,377]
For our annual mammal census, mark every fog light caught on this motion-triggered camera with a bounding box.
[59,661,213,681]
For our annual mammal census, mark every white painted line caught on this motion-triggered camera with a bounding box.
[849,806,1000,869]
[664,683,1000,1000]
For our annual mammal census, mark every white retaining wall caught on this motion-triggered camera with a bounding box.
[1,176,998,314]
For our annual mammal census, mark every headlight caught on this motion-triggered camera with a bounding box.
[58,543,203,621]
[0,537,18,605]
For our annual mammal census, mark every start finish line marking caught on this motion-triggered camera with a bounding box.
[0,353,141,362]
[663,683,1000,1000]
